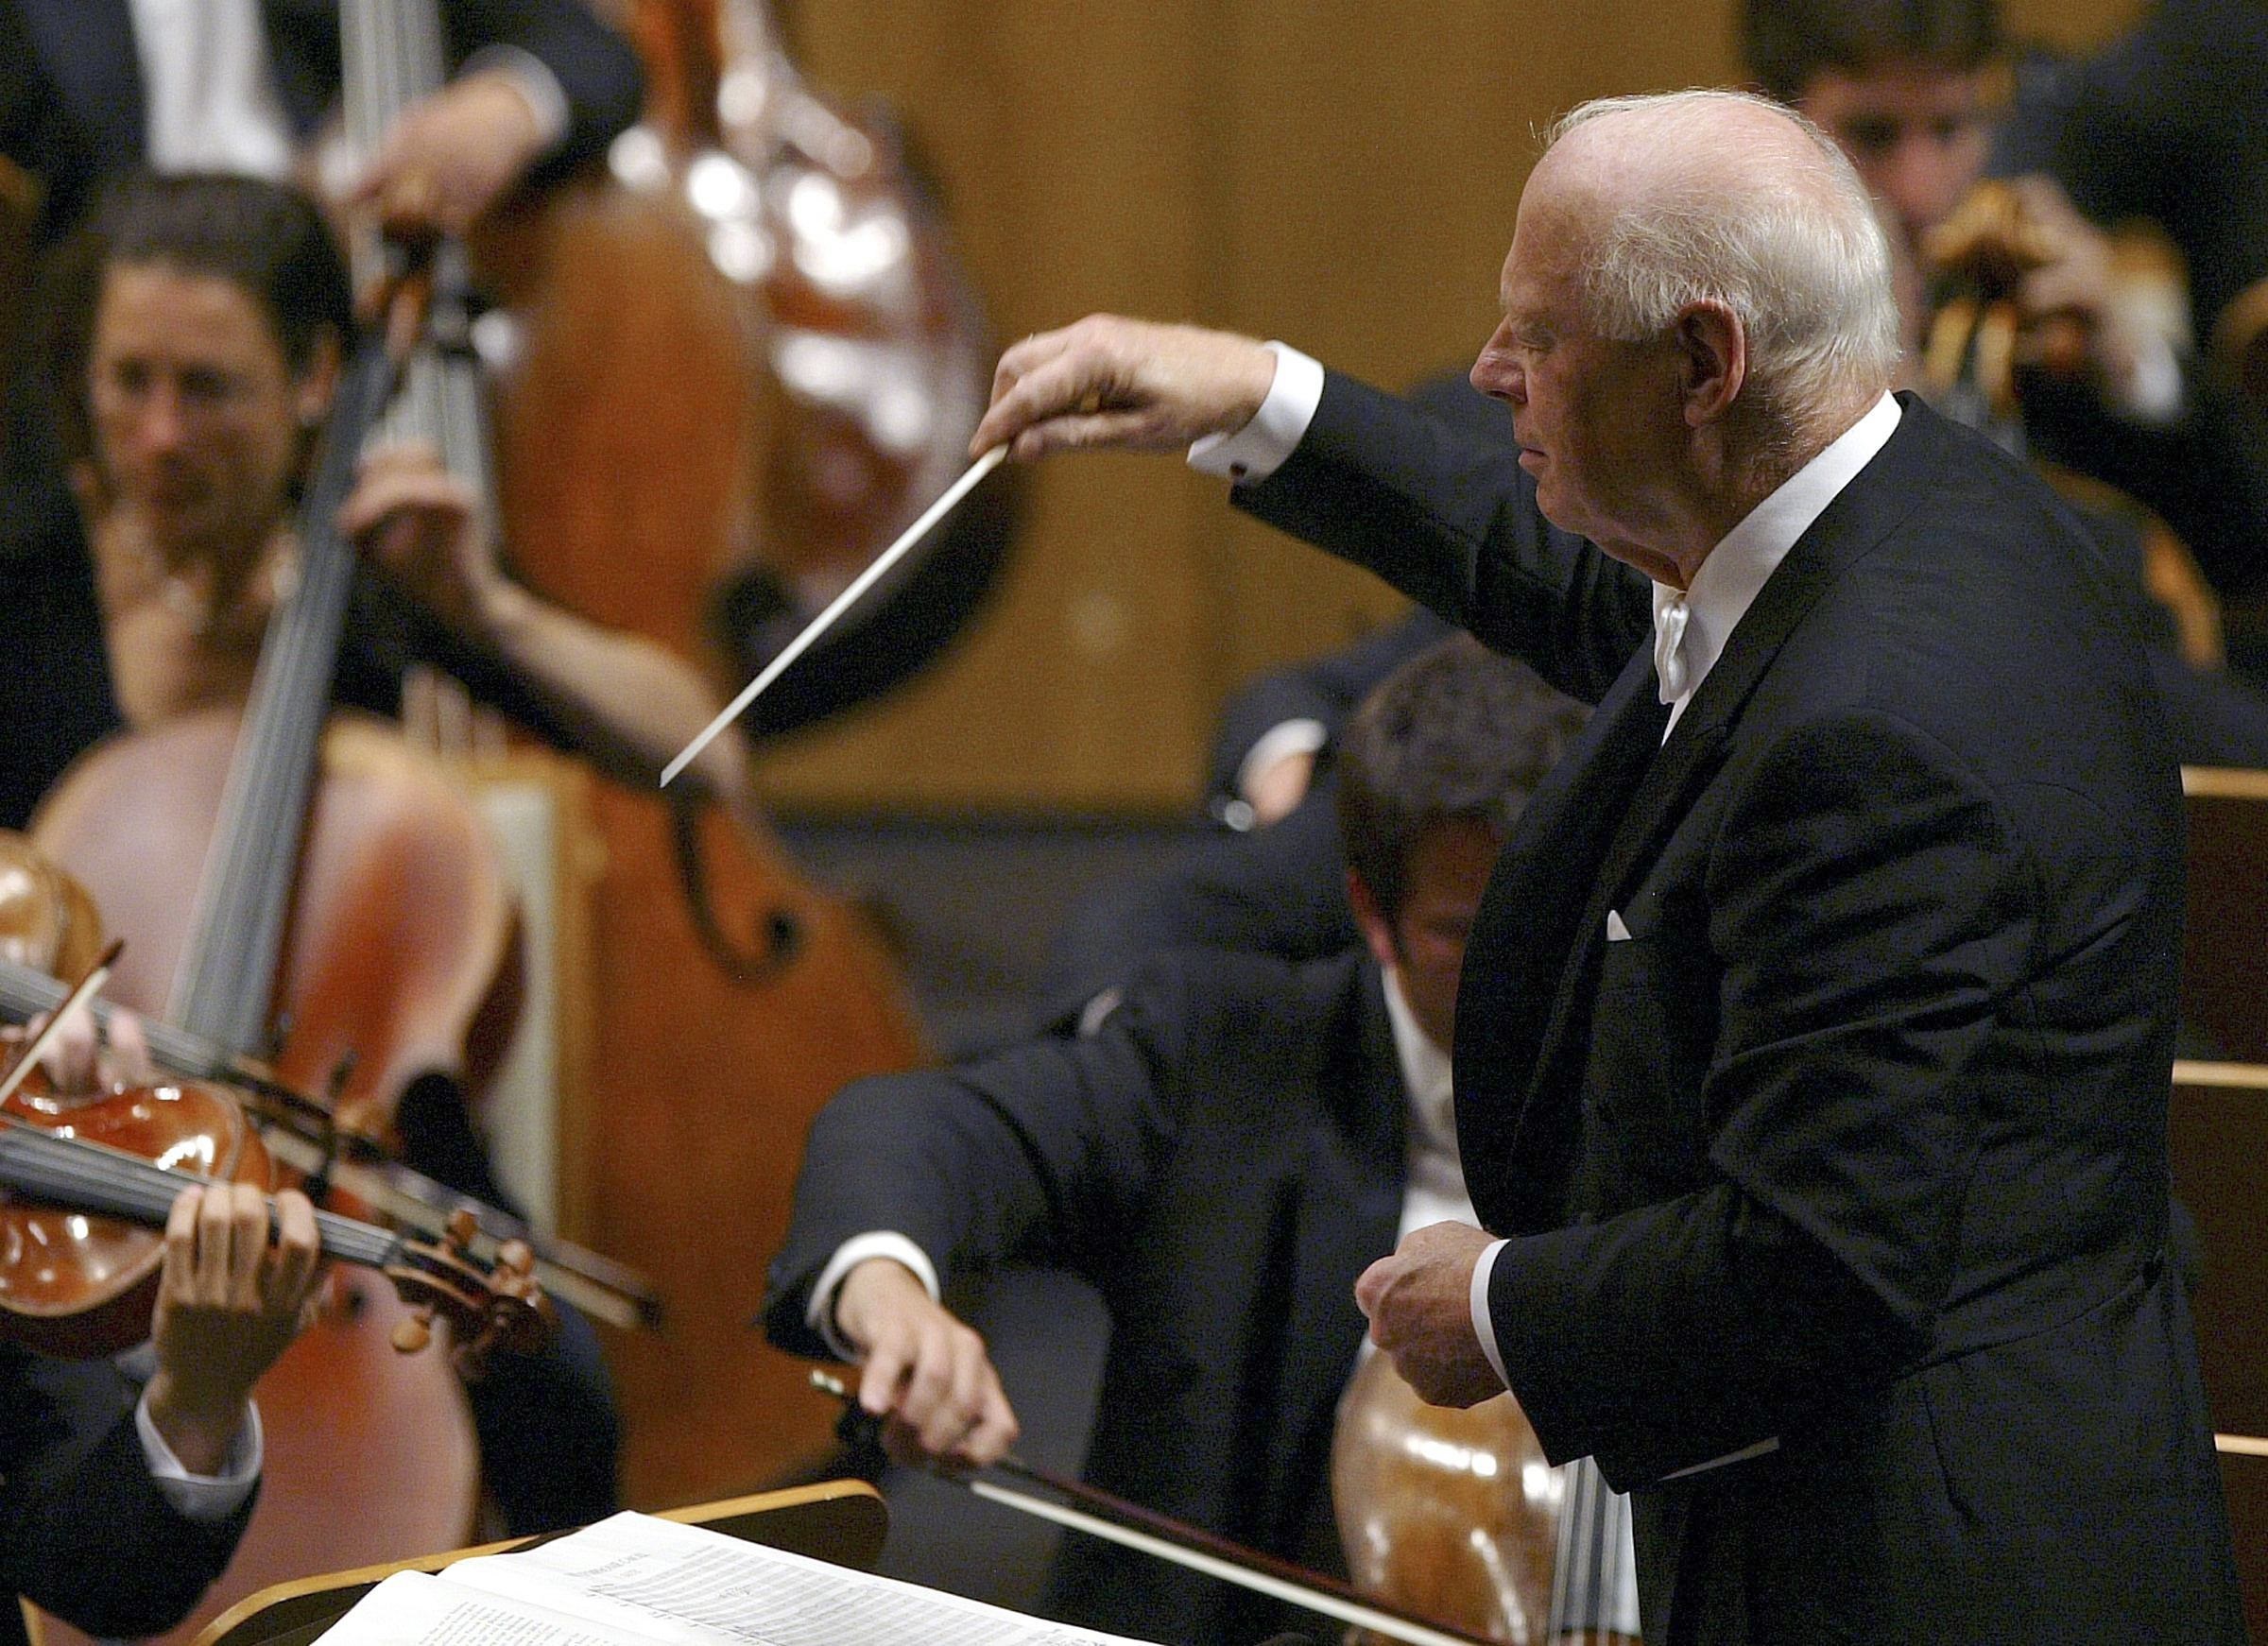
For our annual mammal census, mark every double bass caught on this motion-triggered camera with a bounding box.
[461,0,999,1507]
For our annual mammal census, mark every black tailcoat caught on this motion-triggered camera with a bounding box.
[1240,378,2244,1643]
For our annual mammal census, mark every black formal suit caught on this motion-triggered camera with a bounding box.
[1238,377,2243,1642]
[0,1347,253,1646]
[765,947,1408,1646]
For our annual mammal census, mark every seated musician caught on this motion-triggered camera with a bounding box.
[1,1015,319,1646]
[0,0,648,824]
[765,636,1615,1645]
[1741,0,2268,599]
[17,168,780,1534]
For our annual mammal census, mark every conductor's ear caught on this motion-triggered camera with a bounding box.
[1675,299,1745,426]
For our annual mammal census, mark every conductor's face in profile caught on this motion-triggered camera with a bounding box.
[1467,157,1693,567]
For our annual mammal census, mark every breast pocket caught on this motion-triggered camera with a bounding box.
[1579,907,1718,1209]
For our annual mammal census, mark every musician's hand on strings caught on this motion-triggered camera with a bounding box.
[833,1258,1020,1467]
[2005,176,2163,409]
[20,1004,152,1094]
[349,68,551,240]
[146,1182,322,1474]
[340,441,505,633]
[1354,1220,1505,1410]
[971,317,1280,462]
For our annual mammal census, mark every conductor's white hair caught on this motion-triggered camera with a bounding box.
[1544,90,1900,439]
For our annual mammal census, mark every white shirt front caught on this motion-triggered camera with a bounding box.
[129,0,297,179]
[123,1,568,180]
[1653,391,1901,737]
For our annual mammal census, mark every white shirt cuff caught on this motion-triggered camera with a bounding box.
[810,1233,941,1361]
[1188,342,1326,484]
[463,45,571,154]
[135,1391,262,1523]
[1469,1237,1512,1390]
[2118,331,2184,423]
[1235,718,1329,803]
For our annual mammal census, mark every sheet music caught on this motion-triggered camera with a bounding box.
[320,1511,1158,1646]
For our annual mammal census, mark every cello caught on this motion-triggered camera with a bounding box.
[34,298,501,1644]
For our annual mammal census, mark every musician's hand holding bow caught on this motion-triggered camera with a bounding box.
[145,1182,322,1476]
[971,317,1279,462]
[833,1258,1019,1467]
[22,1003,153,1095]
[1355,1221,1506,1410]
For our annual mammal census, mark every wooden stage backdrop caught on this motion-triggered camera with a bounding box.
[737,0,2147,814]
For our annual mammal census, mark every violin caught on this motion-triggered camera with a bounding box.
[0,1069,546,1369]
[0,952,545,1367]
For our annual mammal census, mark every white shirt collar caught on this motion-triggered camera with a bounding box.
[1655,392,1901,735]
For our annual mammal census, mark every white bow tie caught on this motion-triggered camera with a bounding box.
[1653,586,1692,703]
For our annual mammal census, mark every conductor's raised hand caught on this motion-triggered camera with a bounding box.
[146,1182,322,1475]
[833,1258,1019,1467]
[971,317,1279,461]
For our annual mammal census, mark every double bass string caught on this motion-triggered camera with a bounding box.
[660,443,1008,787]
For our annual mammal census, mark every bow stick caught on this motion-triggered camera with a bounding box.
[0,939,125,1107]
[660,444,1008,788]
[811,1369,1496,1646]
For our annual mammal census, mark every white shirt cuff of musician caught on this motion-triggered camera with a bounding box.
[134,1392,262,1522]
[2116,330,2185,424]
[1235,718,1328,806]
[1188,342,1327,484]
[463,45,572,155]
[1469,1237,1514,1390]
[812,1233,942,1362]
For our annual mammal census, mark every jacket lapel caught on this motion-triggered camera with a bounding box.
[1454,656,1666,1232]
[1461,394,1947,1235]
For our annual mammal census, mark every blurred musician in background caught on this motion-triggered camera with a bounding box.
[1741,0,2268,606]
[9,168,798,1535]
[0,1015,320,1646]
[0,0,651,826]
[765,638,1606,1646]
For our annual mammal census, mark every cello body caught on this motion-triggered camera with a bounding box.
[30,709,490,1646]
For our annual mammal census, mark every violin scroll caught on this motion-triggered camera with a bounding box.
[384,1207,552,1375]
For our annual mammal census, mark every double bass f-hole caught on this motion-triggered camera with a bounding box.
[668,798,801,983]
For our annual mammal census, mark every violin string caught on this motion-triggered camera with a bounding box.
[0,1122,394,1266]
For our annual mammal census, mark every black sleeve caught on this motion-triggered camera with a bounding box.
[762,957,1231,1360]
[1034,785,1355,1031]
[1235,370,1651,707]
[0,1351,251,1636]
[1203,608,1455,809]
[438,0,644,181]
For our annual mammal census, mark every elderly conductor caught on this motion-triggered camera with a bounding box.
[971,91,2242,1643]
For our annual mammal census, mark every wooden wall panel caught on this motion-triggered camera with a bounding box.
[756,0,2145,811]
